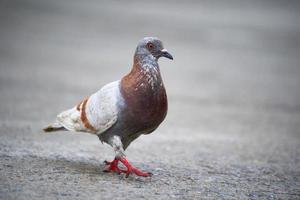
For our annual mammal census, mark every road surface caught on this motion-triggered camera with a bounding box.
[0,0,299,199]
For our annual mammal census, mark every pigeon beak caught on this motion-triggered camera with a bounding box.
[161,49,173,60]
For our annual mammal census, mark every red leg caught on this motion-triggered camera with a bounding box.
[119,157,152,178]
[103,157,152,178]
[103,158,124,174]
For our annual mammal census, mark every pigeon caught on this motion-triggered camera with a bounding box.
[43,37,173,177]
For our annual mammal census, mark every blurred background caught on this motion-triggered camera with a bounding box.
[0,0,299,199]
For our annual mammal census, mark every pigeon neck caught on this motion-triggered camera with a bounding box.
[121,54,164,93]
[132,54,159,72]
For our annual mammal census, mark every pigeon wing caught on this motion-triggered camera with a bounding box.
[56,81,120,134]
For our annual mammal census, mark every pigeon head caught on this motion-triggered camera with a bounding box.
[135,37,173,61]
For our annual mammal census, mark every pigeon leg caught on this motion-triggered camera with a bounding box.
[118,157,152,178]
[107,136,152,177]
[103,157,152,177]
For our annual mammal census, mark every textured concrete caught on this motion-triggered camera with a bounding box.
[0,0,300,199]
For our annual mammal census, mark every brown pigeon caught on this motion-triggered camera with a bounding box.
[44,37,173,177]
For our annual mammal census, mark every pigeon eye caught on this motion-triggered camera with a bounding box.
[147,43,154,49]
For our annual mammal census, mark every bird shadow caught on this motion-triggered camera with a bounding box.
[37,155,154,183]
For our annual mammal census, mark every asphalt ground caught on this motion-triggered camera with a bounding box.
[0,0,300,199]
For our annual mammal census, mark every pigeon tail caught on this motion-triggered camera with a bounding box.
[43,122,66,132]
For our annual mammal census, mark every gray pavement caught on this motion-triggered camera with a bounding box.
[0,0,300,199]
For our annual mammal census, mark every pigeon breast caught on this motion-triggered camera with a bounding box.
[120,55,168,134]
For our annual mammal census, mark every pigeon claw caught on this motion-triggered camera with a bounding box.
[119,157,152,178]
[103,159,123,174]
[103,157,152,177]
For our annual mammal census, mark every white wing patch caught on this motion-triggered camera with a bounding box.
[56,81,121,135]
[85,81,121,135]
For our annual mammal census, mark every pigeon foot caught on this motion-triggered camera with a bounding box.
[103,157,152,178]
[103,159,123,174]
